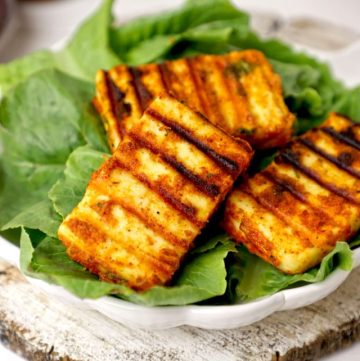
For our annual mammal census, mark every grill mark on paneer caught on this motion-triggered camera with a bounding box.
[126,102,241,197]
[92,164,198,248]
[240,185,314,248]
[271,163,360,239]
[66,215,175,272]
[128,132,221,198]
[146,94,253,173]
[87,200,183,265]
[184,58,212,120]
[104,72,131,124]
[262,170,308,204]
[246,173,334,248]
[112,154,199,224]
[299,137,360,179]
[59,94,252,290]
[321,126,360,152]
[223,113,360,274]
[113,138,214,223]
[128,67,153,112]
[215,58,242,132]
[146,108,240,175]
[95,50,294,152]
[279,148,359,205]
[190,56,229,132]
[158,63,173,95]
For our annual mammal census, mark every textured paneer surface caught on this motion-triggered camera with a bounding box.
[223,113,360,274]
[58,95,253,291]
[94,50,294,152]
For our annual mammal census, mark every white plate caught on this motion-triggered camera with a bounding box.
[1,239,360,329]
[1,1,360,330]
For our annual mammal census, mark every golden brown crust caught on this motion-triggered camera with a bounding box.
[58,95,253,291]
[95,50,295,152]
[223,113,360,274]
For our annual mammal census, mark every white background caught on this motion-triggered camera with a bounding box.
[1,0,360,360]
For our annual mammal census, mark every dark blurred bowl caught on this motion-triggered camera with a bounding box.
[0,0,15,53]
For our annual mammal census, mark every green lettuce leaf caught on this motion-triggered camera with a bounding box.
[227,242,353,302]
[110,0,248,65]
[0,0,120,96]
[332,86,360,122]
[0,51,56,97]
[22,230,236,305]
[0,69,108,228]
[49,146,108,218]
[1,200,61,238]
[56,0,120,81]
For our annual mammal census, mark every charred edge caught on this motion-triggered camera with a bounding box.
[262,170,308,204]
[104,72,131,123]
[241,186,313,248]
[128,67,153,112]
[185,58,210,118]
[112,156,201,226]
[321,127,360,152]
[279,149,359,205]
[158,63,173,94]
[129,133,221,197]
[299,137,360,179]
[147,108,240,174]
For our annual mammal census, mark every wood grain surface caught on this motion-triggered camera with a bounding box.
[1,258,360,361]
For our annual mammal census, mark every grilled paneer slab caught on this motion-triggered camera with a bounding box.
[58,94,253,291]
[94,50,295,152]
[223,113,360,274]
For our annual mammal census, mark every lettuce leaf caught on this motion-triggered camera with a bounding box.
[0,69,108,228]
[0,51,56,98]
[1,200,61,238]
[0,0,120,96]
[49,146,108,218]
[21,228,236,305]
[350,234,360,249]
[227,243,353,302]
[332,86,360,122]
[110,0,248,65]
[56,0,120,81]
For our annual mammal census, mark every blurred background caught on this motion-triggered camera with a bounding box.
[1,0,360,84]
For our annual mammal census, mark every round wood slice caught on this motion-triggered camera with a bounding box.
[0,259,360,361]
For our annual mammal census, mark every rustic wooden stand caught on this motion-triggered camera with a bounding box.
[1,258,360,361]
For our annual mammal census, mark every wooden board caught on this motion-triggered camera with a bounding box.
[1,258,360,361]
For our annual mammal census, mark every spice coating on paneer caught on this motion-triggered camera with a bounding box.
[94,50,295,152]
[223,113,360,274]
[58,94,253,291]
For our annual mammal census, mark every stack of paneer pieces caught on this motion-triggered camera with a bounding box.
[58,49,360,291]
